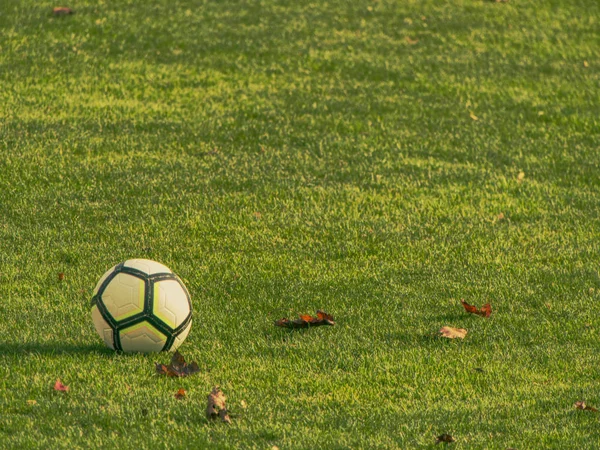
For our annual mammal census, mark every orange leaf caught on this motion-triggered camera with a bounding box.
[299,314,314,323]
[316,310,334,323]
[461,300,492,318]
[53,7,73,15]
[175,388,186,400]
[54,379,69,392]
[439,326,467,339]
[274,311,335,329]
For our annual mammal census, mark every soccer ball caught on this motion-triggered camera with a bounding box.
[90,259,192,353]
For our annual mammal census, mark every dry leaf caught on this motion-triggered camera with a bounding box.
[155,351,200,378]
[439,326,467,339]
[517,171,525,182]
[175,388,186,400]
[206,386,231,424]
[574,401,598,412]
[53,7,73,15]
[583,61,589,68]
[461,300,492,318]
[435,434,456,444]
[497,212,505,221]
[275,310,335,329]
[405,36,419,45]
[27,400,38,406]
[240,400,247,409]
[58,272,65,281]
[54,379,69,392]
[469,112,479,121]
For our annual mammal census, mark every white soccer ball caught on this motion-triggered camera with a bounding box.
[91,259,192,353]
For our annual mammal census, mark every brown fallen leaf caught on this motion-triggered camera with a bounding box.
[275,310,335,329]
[58,272,65,281]
[206,386,231,424]
[405,36,419,45]
[175,388,186,400]
[574,401,599,412]
[436,434,456,444]
[439,326,467,339]
[53,7,73,15]
[461,300,492,318]
[583,61,589,68]
[155,351,200,378]
[54,379,69,392]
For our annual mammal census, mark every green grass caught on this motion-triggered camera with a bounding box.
[1,0,599,448]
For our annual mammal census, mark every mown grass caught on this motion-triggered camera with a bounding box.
[0,0,599,448]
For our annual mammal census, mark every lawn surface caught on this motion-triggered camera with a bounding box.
[1,0,599,448]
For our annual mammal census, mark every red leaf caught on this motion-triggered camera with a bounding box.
[461,300,492,317]
[54,379,69,392]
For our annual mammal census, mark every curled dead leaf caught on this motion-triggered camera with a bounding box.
[574,400,598,412]
[461,300,492,318]
[155,351,200,378]
[405,36,419,45]
[439,326,467,339]
[58,272,65,281]
[175,388,186,400]
[469,112,479,121]
[206,386,231,424]
[435,434,456,444]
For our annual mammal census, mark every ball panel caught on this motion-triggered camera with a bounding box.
[123,259,172,275]
[91,305,114,349]
[119,321,167,353]
[93,264,117,295]
[153,279,191,329]
[170,320,192,352]
[101,273,145,321]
